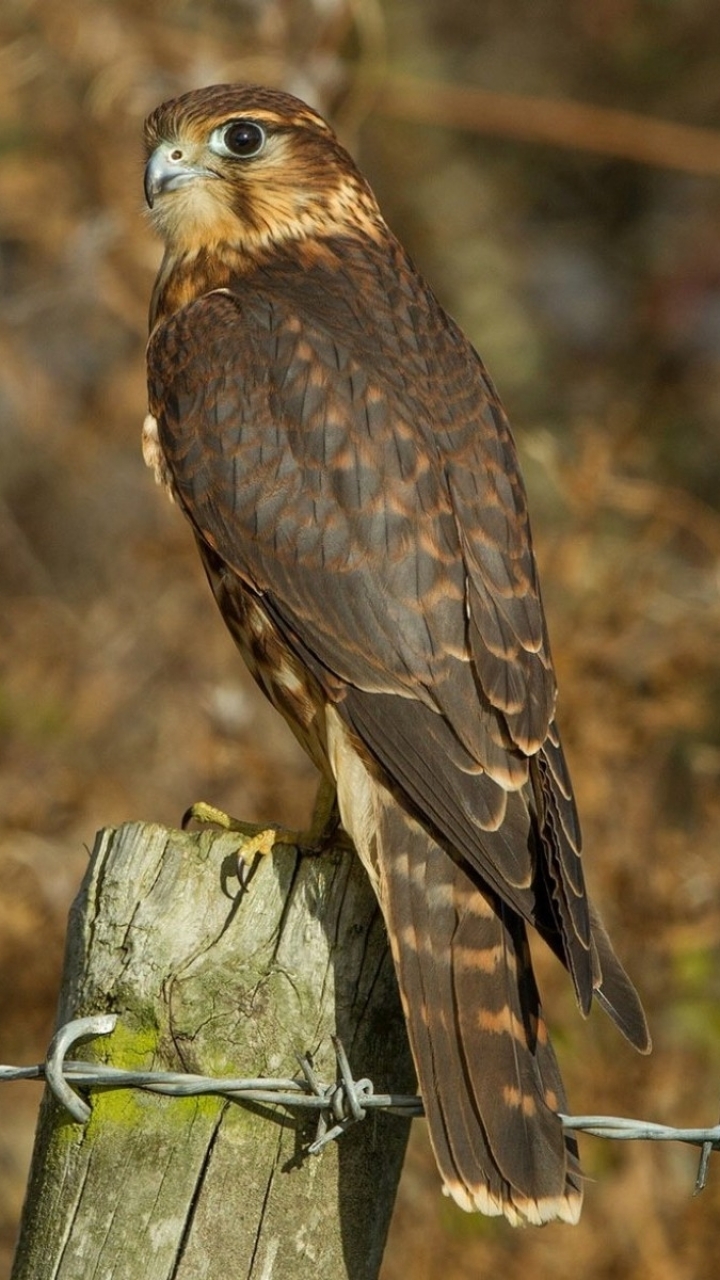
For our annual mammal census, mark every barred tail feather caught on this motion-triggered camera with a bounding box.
[375,801,583,1226]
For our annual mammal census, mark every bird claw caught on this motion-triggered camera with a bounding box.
[181,783,351,888]
[182,800,315,888]
[183,801,295,844]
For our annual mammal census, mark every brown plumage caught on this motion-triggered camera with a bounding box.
[143,83,650,1226]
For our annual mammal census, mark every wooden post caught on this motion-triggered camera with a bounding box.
[11,822,415,1280]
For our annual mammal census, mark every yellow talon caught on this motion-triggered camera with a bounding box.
[183,801,295,847]
[182,779,348,870]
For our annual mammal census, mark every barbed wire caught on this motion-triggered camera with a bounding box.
[1,1014,718,1190]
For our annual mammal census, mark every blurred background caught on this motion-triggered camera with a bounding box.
[2,1,720,1276]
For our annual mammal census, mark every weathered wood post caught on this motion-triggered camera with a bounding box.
[11,821,415,1280]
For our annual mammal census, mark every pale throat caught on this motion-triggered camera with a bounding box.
[150,169,386,259]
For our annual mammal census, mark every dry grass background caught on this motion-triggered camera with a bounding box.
[2,1,720,1276]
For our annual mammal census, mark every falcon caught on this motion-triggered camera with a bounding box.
[143,83,650,1226]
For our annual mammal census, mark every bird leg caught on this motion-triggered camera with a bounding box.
[305,776,345,849]
[183,777,346,883]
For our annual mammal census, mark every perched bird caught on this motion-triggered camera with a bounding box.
[143,83,650,1227]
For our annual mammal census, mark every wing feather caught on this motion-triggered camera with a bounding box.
[147,239,648,1043]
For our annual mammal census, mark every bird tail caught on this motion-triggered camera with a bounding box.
[375,798,583,1226]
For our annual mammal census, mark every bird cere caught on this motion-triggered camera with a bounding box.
[143,83,650,1227]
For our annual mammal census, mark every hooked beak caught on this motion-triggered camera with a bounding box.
[144,145,216,208]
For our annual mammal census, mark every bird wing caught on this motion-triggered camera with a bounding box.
[146,251,604,1013]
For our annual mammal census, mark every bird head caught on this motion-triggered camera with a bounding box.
[143,84,384,257]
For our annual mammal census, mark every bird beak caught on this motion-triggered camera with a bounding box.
[144,145,214,208]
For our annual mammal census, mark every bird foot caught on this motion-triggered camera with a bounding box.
[182,801,306,885]
[183,800,302,850]
[182,780,347,885]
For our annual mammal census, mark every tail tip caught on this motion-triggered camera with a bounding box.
[442,1176,583,1227]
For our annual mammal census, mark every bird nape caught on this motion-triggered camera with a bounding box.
[142,82,650,1227]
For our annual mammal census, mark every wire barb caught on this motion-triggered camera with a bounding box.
[1,1015,718,1195]
[300,1035,376,1154]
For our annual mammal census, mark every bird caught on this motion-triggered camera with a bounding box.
[142,82,650,1227]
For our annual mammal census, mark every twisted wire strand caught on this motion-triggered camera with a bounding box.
[1,1015,717,1189]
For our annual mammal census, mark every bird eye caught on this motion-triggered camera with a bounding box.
[209,120,267,159]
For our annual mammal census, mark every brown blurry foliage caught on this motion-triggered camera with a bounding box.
[2,2,720,1277]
